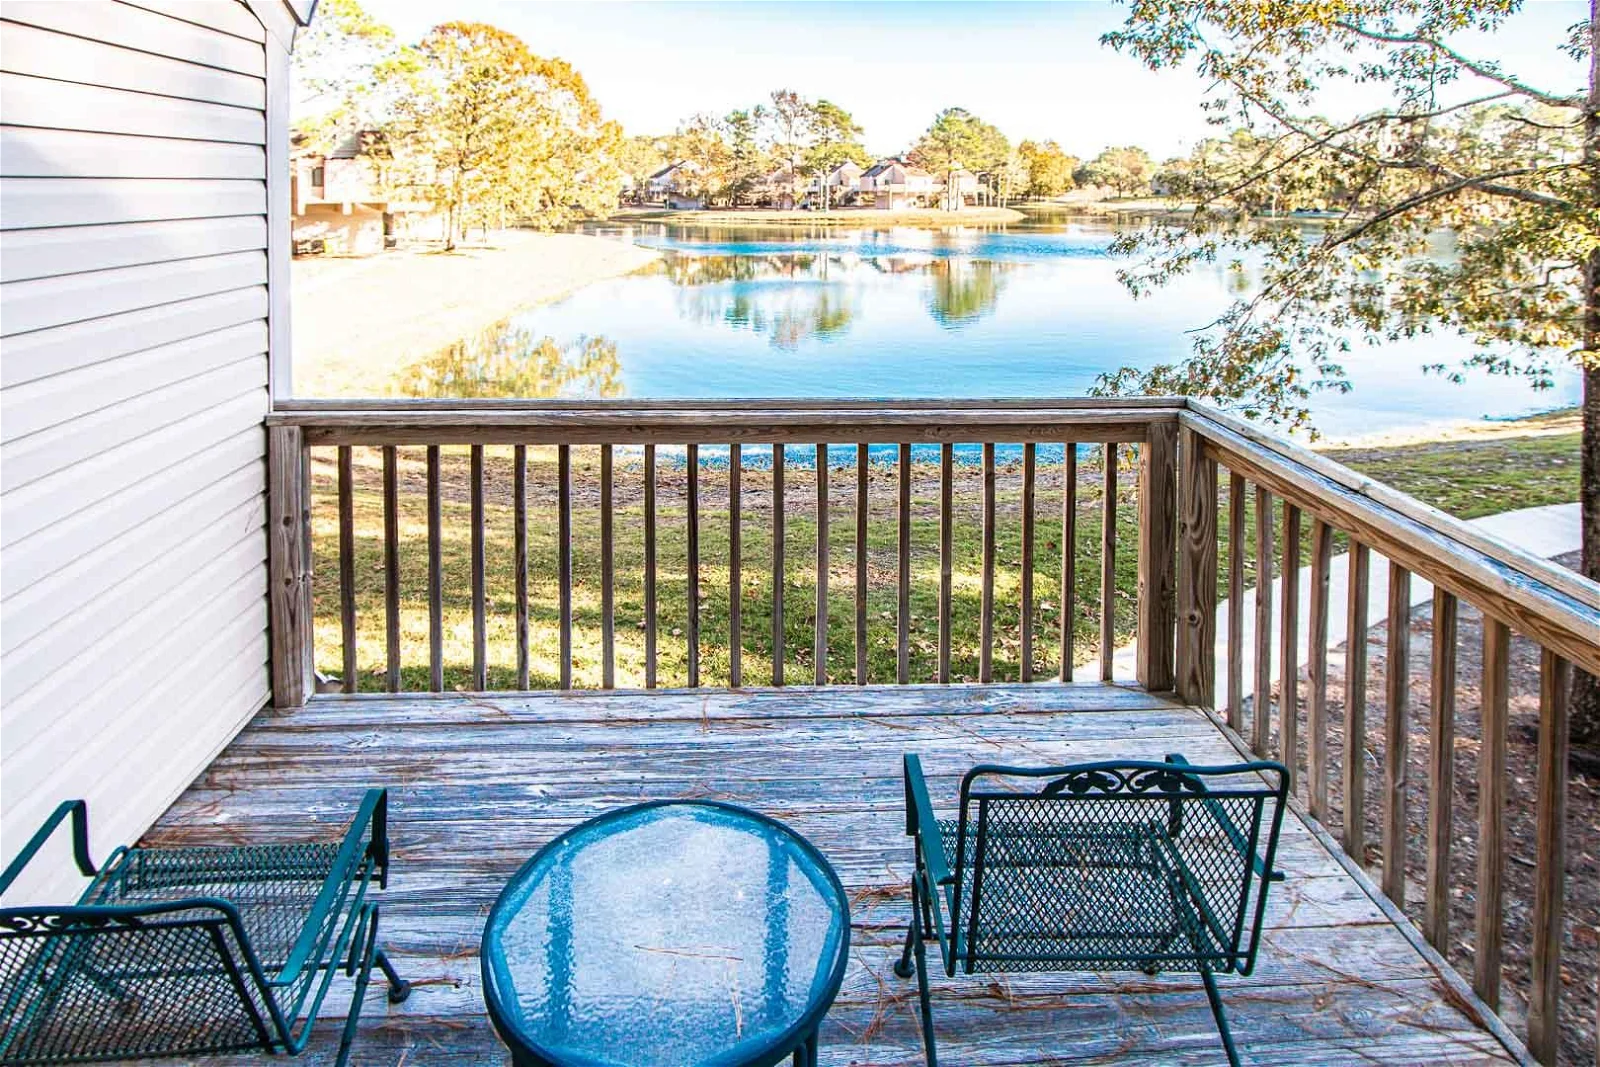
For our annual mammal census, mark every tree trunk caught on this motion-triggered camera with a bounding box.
[1573,0,1600,746]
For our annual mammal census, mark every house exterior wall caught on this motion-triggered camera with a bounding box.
[0,0,299,902]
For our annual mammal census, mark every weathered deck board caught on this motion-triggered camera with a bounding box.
[138,683,1519,1066]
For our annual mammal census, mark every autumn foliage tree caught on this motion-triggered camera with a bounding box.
[1095,0,1600,743]
[1077,145,1156,197]
[389,22,622,248]
[1018,140,1079,199]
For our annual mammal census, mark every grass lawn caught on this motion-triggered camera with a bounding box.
[310,411,1580,693]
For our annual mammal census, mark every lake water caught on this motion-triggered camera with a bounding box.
[393,211,1579,441]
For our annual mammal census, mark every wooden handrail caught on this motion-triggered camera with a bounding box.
[1184,402,1597,614]
[1181,407,1598,674]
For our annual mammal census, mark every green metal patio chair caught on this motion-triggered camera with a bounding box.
[0,788,410,1066]
[895,753,1289,1067]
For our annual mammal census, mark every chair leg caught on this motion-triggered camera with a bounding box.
[893,867,940,1064]
[1199,964,1241,1067]
[376,949,411,1004]
[335,905,380,1067]
[336,904,411,1066]
[909,899,939,1067]
[895,869,919,979]
[790,1030,818,1066]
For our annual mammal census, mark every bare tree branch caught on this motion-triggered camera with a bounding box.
[1334,19,1586,109]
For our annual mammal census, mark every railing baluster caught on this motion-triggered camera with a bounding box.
[1474,617,1510,1010]
[427,445,442,692]
[938,443,953,684]
[729,445,742,688]
[470,444,486,691]
[557,443,571,690]
[1020,442,1035,682]
[600,444,614,690]
[514,445,528,689]
[1424,589,1457,951]
[898,443,912,685]
[1253,487,1275,757]
[772,444,785,686]
[687,443,699,688]
[1343,541,1370,860]
[1100,443,1117,681]
[855,443,868,686]
[815,443,828,686]
[1279,504,1303,785]
[644,444,657,689]
[1382,562,1411,906]
[338,445,357,693]
[1226,472,1245,729]
[383,444,400,693]
[1060,443,1076,682]
[1307,519,1333,821]
[980,442,996,683]
[1529,649,1571,1066]
[1175,426,1216,707]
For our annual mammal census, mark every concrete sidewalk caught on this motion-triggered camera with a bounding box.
[1088,502,1581,685]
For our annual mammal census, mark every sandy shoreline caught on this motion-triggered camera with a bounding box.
[291,230,660,397]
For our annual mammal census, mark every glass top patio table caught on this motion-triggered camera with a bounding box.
[481,800,851,1067]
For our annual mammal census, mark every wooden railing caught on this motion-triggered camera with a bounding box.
[264,396,1599,1064]
[1177,402,1599,1067]
[265,398,1184,700]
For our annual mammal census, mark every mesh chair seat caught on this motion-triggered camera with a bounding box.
[0,792,408,1067]
[86,842,346,976]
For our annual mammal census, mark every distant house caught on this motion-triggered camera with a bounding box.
[757,165,802,210]
[290,130,439,254]
[945,166,980,205]
[860,159,938,210]
[646,161,704,207]
[814,160,864,203]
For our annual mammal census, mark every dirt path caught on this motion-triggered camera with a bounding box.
[290,231,660,397]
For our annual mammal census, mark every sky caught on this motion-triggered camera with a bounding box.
[363,0,1589,160]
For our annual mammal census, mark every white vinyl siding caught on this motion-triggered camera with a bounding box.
[0,1,277,903]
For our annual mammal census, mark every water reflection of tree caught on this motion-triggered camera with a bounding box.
[396,326,623,398]
[924,259,1012,328]
[662,252,818,286]
[665,252,858,349]
[674,284,857,349]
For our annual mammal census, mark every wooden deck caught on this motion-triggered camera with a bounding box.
[143,683,1525,1066]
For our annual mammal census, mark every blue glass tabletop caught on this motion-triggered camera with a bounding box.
[481,801,851,1067]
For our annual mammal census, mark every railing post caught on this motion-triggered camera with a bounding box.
[267,424,314,709]
[1137,420,1178,692]
[1175,425,1217,707]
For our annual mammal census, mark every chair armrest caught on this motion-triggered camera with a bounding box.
[1,800,98,896]
[903,755,952,886]
[277,788,388,984]
[1165,754,1285,882]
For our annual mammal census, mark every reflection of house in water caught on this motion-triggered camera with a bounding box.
[667,254,860,349]
[290,130,441,254]
[865,253,937,275]
[924,259,1013,328]
[395,327,623,399]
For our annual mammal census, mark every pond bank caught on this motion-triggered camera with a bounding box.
[611,205,1025,227]
[290,231,661,397]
